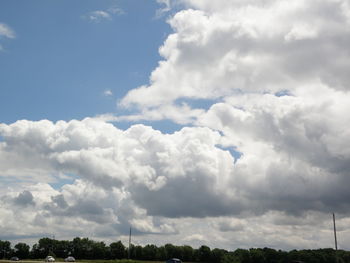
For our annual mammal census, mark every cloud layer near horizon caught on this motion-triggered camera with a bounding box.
[0,115,350,249]
[1,0,350,250]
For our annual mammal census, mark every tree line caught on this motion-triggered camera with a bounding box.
[1,237,350,263]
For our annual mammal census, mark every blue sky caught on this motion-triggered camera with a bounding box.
[1,0,350,251]
[0,0,170,124]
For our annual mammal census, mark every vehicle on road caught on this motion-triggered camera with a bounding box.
[45,256,55,262]
[165,258,182,263]
[10,257,19,261]
[65,256,75,262]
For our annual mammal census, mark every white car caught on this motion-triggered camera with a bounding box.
[65,256,75,262]
[45,256,55,262]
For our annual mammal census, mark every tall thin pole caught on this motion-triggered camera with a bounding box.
[333,213,338,251]
[128,227,131,259]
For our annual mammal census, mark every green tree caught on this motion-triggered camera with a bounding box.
[52,240,71,258]
[211,248,228,263]
[129,244,142,259]
[165,243,177,259]
[181,245,194,262]
[249,248,266,263]
[110,241,126,259]
[142,244,158,260]
[221,252,240,263]
[14,243,30,259]
[156,246,166,261]
[198,245,211,262]
[233,248,251,263]
[71,237,95,259]
[262,247,279,263]
[91,241,107,259]
[31,238,55,259]
[0,240,12,259]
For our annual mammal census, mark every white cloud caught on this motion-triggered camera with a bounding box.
[84,7,125,23]
[103,89,113,96]
[117,0,350,218]
[120,0,350,110]
[0,23,15,39]
[3,0,350,250]
[107,7,125,16]
[116,103,205,125]
[182,234,206,242]
[0,119,236,217]
[284,23,319,42]
[0,23,15,51]
[87,11,112,22]
[1,115,350,248]
[156,0,172,18]
[112,0,350,249]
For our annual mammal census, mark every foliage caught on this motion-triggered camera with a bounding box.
[0,240,12,259]
[14,242,30,259]
[110,241,126,259]
[1,238,350,263]
[197,245,211,262]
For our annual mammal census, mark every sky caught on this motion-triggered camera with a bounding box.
[1,0,350,251]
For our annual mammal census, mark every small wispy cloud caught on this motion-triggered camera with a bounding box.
[107,7,125,16]
[83,6,125,23]
[0,23,15,39]
[0,23,15,52]
[87,11,112,22]
[155,0,172,18]
[103,89,113,96]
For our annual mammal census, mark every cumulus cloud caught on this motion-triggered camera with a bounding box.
[0,114,350,248]
[215,218,245,232]
[117,0,350,214]
[0,119,234,243]
[0,118,238,218]
[115,0,350,248]
[121,0,350,109]
[2,0,350,250]
[13,191,36,207]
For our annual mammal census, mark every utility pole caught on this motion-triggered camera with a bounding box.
[333,213,338,251]
[128,227,132,259]
[333,213,338,263]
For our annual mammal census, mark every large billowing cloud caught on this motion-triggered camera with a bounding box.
[0,119,234,243]
[1,0,350,250]
[0,114,350,249]
[118,0,350,214]
[122,0,349,106]
[117,0,350,248]
[0,118,235,216]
